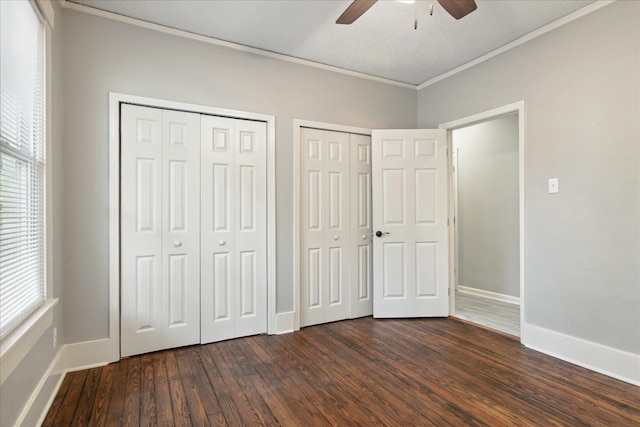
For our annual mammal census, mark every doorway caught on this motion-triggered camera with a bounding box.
[441,102,525,340]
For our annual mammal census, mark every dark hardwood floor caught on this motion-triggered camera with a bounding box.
[43,318,640,426]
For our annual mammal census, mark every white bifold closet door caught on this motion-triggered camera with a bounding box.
[300,128,372,327]
[349,134,373,318]
[200,116,267,343]
[121,105,201,357]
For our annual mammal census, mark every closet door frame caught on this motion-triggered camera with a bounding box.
[293,119,372,331]
[108,93,277,362]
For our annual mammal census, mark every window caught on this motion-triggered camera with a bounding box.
[0,0,47,340]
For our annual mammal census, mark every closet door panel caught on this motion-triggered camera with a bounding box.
[234,120,267,337]
[300,128,326,327]
[161,110,201,349]
[350,134,373,318]
[201,115,236,343]
[324,131,350,323]
[121,104,163,357]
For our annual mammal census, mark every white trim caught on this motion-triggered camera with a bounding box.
[417,1,615,90]
[456,285,520,306]
[0,299,58,385]
[109,93,277,362]
[275,311,295,335]
[13,345,65,427]
[60,0,414,90]
[292,120,372,331]
[12,337,112,427]
[523,323,640,387]
[65,338,111,372]
[59,0,613,91]
[440,101,526,343]
[108,93,120,363]
[35,0,55,29]
[267,111,278,336]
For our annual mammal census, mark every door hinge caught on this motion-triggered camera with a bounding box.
[446,148,449,157]
[448,288,451,296]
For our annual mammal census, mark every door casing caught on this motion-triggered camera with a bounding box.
[439,101,526,342]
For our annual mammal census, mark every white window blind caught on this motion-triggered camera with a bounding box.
[0,0,47,340]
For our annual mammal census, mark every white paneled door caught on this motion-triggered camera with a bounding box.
[350,134,373,318]
[121,105,201,357]
[200,116,267,343]
[372,129,449,318]
[300,128,372,327]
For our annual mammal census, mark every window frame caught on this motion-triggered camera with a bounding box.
[0,0,57,385]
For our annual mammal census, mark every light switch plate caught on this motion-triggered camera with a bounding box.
[548,178,559,194]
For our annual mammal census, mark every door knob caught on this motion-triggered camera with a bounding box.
[174,241,182,247]
[333,235,339,241]
[375,231,390,237]
[362,235,367,240]
[219,240,226,246]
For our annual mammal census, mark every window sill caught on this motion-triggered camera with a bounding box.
[0,299,59,385]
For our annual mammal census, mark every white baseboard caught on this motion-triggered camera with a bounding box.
[457,285,520,305]
[15,346,66,427]
[64,338,111,372]
[15,338,111,427]
[275,311,295,334]
[523,323,640,386]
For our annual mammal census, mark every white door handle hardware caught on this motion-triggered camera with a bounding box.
[174,241,182,247]
[333,235,339,241]
[219,240,226,246]
[362,235,367,240]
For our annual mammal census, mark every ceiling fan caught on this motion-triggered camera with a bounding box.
[336,0,477,24]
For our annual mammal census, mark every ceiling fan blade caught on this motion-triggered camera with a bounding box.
[336,0,378,25]
[437,0,477,20]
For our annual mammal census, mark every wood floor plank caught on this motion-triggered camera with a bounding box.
[181,346,224,421]
[302,322,474,426]
[282,328,417,426]
[151,352,174,426]
[43,318,640,426]
[197,345,245,425]
[207,342,277,426]
[139,354,157,427]
[234,339,298,425]
[164,351,192,427]
[86,363,116,427]
[174,348,211,427]
[243,336,332,425]
[122,356,141,427]
[104,357,129,427]
[70,367,102,426]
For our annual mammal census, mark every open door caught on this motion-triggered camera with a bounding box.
[372,129,449,318]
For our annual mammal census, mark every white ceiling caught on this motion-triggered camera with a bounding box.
[67,0,596,86]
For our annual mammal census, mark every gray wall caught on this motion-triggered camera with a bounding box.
[453,114,519,297]
[0,3,66,426]
[61,9,416,343]
[418,1,639,353]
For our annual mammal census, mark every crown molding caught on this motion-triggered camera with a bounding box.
[59,0,417,90]
[417,0,616,90]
